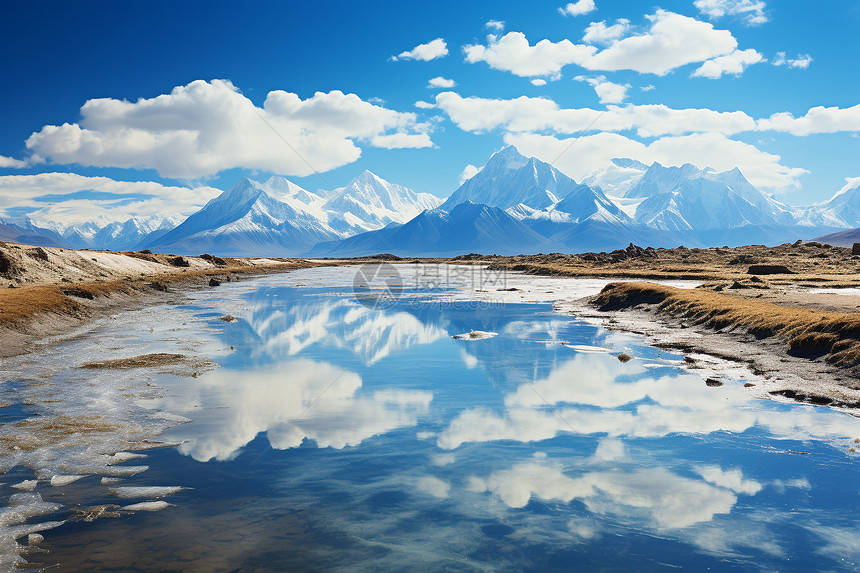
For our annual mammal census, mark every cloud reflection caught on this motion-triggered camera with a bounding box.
[438,353,860,449]
[153,359,432,461]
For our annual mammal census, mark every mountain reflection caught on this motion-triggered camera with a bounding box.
[225,289,448,364]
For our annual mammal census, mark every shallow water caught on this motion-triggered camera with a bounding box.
[2,266,860,571]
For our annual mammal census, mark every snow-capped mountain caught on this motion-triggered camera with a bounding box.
[441,145,643,250]
[312,201,553,257]
[0,215,181,251]
[324,170,442,232]
[142,171,442,256]
[626,163,799,232]
[7,145,860,257]
[800,178,860,229]
[442,146,590,211]
[0,219,65,247]
[582,158,649,197]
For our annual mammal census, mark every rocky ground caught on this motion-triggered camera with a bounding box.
[440,240,860,286]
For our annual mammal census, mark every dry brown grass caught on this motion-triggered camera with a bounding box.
[0,415,121,452]
[594,282,860,368]
[0,259,323,330]
[80,353,190,369]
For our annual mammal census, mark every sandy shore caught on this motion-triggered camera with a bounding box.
[0,242,331,357]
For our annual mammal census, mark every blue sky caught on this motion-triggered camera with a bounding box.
[1,0,859,225]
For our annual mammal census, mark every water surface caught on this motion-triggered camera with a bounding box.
[2,266,859,571]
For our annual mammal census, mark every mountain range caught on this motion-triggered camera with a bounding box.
[4,146,860,256]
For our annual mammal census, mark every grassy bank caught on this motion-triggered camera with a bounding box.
[593,282,860,369]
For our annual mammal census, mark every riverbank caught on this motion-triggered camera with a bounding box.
[4,241,860,410]
[0,242,330,357]
[554,282,860,412]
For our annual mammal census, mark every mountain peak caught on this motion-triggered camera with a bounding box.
[487,145,529,170]
[352,169,384,184]
[611,158,649,170]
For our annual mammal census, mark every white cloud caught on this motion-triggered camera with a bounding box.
[692,48,764,79]
[439,91,860,140]
[756,104,860,135]
[558,0,597,17]
[458,164,481,185]
[427,76,456,88]
[504,131,808,191]
[582,19,631,45]
[584,10,738,75]
[370,133,434,149]
[392,38,449,61]
[695,0,768,26]
[530,79,548,86]
[465,12,739,78]
[0,172,220,225]
[773,52,812,69]
[576,75,629,104]
[485,20,505,31]
[0,155,27,169]
[641,84,656,91]
[434,92,757,137]
[414,100,436,109]
[463,32,596,78]
[25,79,431,179]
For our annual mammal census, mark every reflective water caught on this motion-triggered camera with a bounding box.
[2,266,860,571]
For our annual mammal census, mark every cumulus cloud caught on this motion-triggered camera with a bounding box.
[692,48,764,79]
[458,164,481,185]
[0,172,220,225]
[463,32,596,78]
[530,78,548,87]
[558,0,597,17]
[772,52,812,69]
[427,76,456,88]
[504,131,808,191]
[371,133,434,149]
[434,92,757,137]
[695,0,768,26]
[576,75,630,104]
[25,80,431,179]
[582,19,631,45]
[438,91,860,140]
[392,38,449,61]
[485,20,505,31]
[465,11,740,78]
[756,104,860,135]
[583,10,738,75]
[0,155,27,169]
